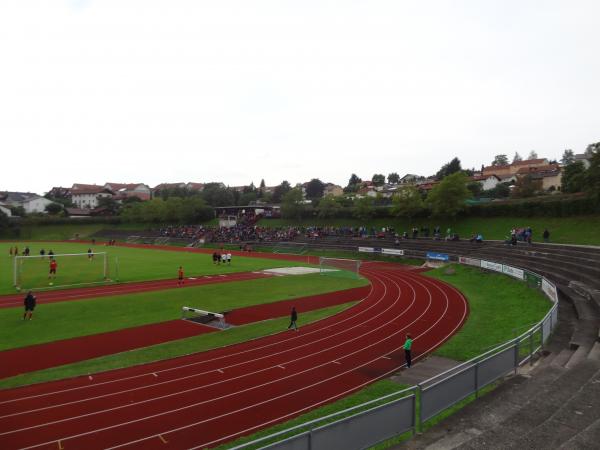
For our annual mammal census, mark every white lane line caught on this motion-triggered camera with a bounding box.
[3,271,395,439]
[10,267,467,450]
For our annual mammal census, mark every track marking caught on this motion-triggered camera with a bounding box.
[152,373,158,378]
[57,440,64,450]
[332,361,341,365]
[158,434,168,444]
[2,265,468,450]
[277,365,285,369]
[88,375,93,381]
[217,369,224,374]
[381,356,392,359]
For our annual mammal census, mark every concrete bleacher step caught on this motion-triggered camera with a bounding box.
[551,349,576,368]
[454,359,600,450]
[566,345,593,369]
[588,342,600,362]
[559,416,600,449]
[504,359,600,450]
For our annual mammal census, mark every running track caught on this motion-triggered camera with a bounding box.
[0,254,469,449]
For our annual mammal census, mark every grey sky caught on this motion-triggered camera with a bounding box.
[1,0,599,195]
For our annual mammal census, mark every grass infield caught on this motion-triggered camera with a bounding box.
[0,273,367,351]
[0,302,357,389]
[0,242,309,294]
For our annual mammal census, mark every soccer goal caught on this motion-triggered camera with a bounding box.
[319,257,362,279]
[14,252,110,291]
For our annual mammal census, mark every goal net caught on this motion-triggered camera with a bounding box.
[319,257,361,279]
[14,252,110,291]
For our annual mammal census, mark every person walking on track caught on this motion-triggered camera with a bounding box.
[404,333,413,368]
[288,306,298,331]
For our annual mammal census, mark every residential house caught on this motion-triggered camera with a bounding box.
[399,174,422,184]
[0,203,12,217]
[482,158,549,178]
[186,182,205,192]
[573,154,591,169]
[516,164,562,191]
[152,182,188,198]
[0,192,56,214]
[46,186,72,200]
[323,183,344,197]
[469,174,500,191]
[104,183,151,201]
[71,185,114,209]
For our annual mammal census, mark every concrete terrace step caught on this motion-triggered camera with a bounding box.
[551,349,576,368]
[504,360,600,450]
[454,360,600,450]
[559,416,600,449]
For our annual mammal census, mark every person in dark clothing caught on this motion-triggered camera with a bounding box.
[543,229,550,243]
[23,291,36,320]
[288,306,298,331]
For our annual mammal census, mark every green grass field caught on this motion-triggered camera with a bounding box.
[0,273,367,351]
[0,242,309,294]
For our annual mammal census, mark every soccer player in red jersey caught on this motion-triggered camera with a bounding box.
[178,266,184,286]
[48,259,58,285]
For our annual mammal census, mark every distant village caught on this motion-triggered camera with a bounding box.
[0,151,594,219]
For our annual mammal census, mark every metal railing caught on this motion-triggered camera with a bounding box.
[228,255,559,450]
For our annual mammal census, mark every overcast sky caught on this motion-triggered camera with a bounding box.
[1,0,599,195]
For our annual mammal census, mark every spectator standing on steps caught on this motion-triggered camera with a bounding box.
[288,306,298,331]
[543,229,550,243]
[404,333,413,368]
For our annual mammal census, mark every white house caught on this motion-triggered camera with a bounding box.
[0,203,12,217]
[71,185,114,209]
[470,174,500,191]
[0,192,56,214]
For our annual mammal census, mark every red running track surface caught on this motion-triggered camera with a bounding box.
[0,256,469,450]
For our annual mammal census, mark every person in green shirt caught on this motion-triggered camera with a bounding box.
[404,334,413,368]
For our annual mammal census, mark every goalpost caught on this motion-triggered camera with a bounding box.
[14,252,110,291]
[319,257,362,279]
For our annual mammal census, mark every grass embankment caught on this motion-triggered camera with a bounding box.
[0,302,357,389]
[0,274,367,351]
[425,264,551,360]
[0,242,309,294]
[258,215,600,245]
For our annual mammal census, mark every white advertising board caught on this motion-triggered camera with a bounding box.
[459,256,481,267]
[542,278,559,303]
[382,248,404,256]
[358,247,375,253]
[481,260,503,273]
[502,265,525,280]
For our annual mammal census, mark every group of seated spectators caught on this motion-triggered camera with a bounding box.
[159,225,209,240]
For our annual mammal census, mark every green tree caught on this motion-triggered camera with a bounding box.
[10,205,26,217]
[371,174,386,186]
[511,175,541,198]
[305,178,325,199]
[387,172,400,184]
[0,209,8,233]
[353,196,375,220]
[45,202,64,215]
[426,172,470,218]
[561,149,575,165]
[466,181,483,198]
[281,188,306,219]
[585,142,599,157]
[344,174,362,193]
[483,182,510,199]
[512,152,522,163]
[391,186,424,221]
[202,183,235,206]
[97,196,120,214]
[316,195,342,218]
[435,157,462,180]
[492,154,509,166]
[584,145,600,199]
[562,161,586,193]
[258,179,266,198]
[271,181,291,203]
[528,150,538,160]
